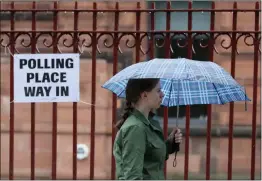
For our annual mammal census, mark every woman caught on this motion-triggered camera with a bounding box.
[113,78,183,180]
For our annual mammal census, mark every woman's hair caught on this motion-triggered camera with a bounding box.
[115,78,159,130]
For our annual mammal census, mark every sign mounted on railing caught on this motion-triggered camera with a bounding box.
[14,53,80,103]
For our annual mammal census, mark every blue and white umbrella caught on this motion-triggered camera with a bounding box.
[102,58,250,107]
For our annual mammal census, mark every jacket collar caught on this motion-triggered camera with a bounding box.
[132,109,162,133]
[132,108,150,126]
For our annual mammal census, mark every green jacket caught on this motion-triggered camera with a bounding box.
[113,109,178,180]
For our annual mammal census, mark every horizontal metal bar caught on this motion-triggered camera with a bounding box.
[0,0,260,2]
[166,126,261,138]
[1,30,261,33]
[0,9,261,12]
[1,126,259,138]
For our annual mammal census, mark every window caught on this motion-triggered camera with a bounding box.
[148,1,212,126]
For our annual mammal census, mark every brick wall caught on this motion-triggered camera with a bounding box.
[0,1,260,179]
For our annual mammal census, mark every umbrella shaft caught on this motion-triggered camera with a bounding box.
[176,105,179,127]
[176,80,180,127]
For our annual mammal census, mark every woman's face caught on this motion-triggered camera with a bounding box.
[144,81,164,109]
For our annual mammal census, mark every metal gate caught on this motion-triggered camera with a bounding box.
[0,1,261,180]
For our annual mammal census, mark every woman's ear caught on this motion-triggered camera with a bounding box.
[141,92,147,99]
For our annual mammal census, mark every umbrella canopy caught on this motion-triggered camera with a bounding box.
[102,58,250,107]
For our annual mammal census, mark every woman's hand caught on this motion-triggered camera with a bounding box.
[168,127,183,144]
[174,128,182,143]
[167,128,183,167]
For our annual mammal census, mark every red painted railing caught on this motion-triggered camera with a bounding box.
[0,1,261,180]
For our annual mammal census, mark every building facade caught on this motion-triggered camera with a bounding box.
[0,1,261,179]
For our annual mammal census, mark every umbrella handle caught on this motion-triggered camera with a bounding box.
[173,129,180,152]
[172,144,180,167]
[172,128,180,167]
[173,142,180,151]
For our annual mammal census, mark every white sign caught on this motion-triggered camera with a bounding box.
[14,53,80,103]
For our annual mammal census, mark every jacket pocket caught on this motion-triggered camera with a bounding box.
[148,137,163,149]
[147,137,166,163]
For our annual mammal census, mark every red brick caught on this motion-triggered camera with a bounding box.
[0,1,261,179]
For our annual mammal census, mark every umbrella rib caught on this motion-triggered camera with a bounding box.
[212,83,224,105]
[167,79,173,107]
[117,87,126,97]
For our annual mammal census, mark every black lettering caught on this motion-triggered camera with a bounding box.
[65,58,74,68]
[51,58,55,68]
[30,72,67,83]
[56,86,69,96]
[35,73,42,83]
[26,73,34,83]
[28,59,36,69]
[42,73,51,83]
[36,87,44,96]
[43,86,52,96]
[61,86,69,96]
[56,58,64,68]
[20,58,75,69]
[20,59,27,69]
[56,86,59,96]
[24,86,52,97]
[44,58,51,69]
[60,72,67,82]
[37,59,44,69]
[24,87,35,97]
[51,72,59,83]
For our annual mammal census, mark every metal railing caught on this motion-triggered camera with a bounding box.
[0,1,261,180]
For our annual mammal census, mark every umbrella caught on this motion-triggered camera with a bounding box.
[102,58,250,108]
[102,58,250,167]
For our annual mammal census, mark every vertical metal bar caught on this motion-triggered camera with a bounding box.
[111,2,119,180]
[250,2,260,180]
[184,1,192,180]
[52,2,58,180]
[149,2,155,59]
[31,1,36,180]
[8,2,15,180]
[90,2,97,180]
[0,2,1,179]
[164,1,171,178]
[135,2,141,63]
[73,1,78,180]
[227,2,237,180]
[9,2,15,180]
[206,2,215,180]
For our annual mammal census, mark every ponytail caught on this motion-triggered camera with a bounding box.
[115,101,134,130]
[148,110,155,119]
